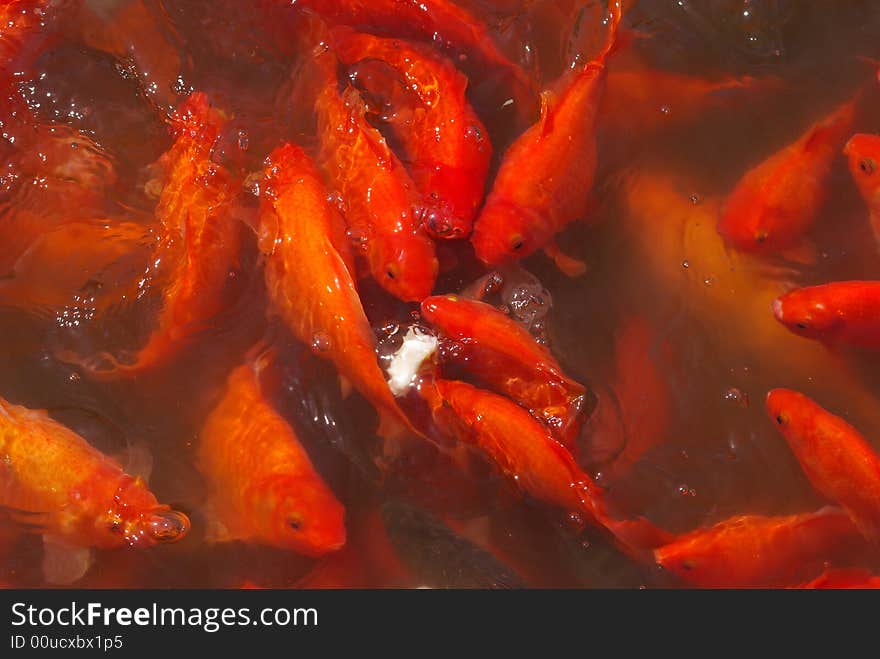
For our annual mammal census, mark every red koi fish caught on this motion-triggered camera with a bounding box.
[844,133,880,243]
[772,281,880,349]
[62,93,242,376]
[716,96,857,254]
[260,142,419,441]
[333,28,492,240]
[294,0,534,119]
[421,294,589,450]
[422,378,670,560]
[655,507,867,588]
[308,42,438,302]
[0,396,189,583]
[198,355,346,557]
[470,0,624,275]
[797,568,880,589]
[767,388,880,545]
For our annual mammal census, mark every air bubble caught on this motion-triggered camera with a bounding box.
[312,333,332,352]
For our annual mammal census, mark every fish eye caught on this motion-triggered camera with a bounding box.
[860,158,876,175]
[755,231,768,244]
[386,264,399,280]
[288,516,303,531]
[509,234,525,251]
[795,322,807,330]
[775,415,785,425]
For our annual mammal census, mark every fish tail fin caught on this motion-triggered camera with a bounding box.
[53,338,170,381]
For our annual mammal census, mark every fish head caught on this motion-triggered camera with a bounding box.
[420,195,471,241]
[413,160,485,241]
[419,294,465,331]
[371,230,439,302]
[772,289,842,340]
[472,198,542,266]
[260,478,347,557]
[717,194,784,253]
[765,388,811,438]
[844,133,880,205]
[93,476,190,549]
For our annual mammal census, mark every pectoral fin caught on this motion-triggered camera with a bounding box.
[41,535,93,585]
[544,241,587,277]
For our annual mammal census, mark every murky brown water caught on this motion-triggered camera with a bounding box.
[2,0,880,588]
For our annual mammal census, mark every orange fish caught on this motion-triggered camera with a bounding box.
[716,96,857,254]
[655,507,867,588]
[0,219,153,316]
[421,294,589,450]
[308,42,438,301]
[333,28,492,240]
[797,568,880,589]
[772,280,880,349]
[470,0,623,275]
[0,125,117,276]
[295,0,534,119]
[0,396,189,582]
[593,316,672,478]
[62,92,242,376]
[422,377,669,559]
[198,354,346,557]
[260,142,418,441]
[422,378,599,516]
[844,133,880,243]
[767,388,880,545]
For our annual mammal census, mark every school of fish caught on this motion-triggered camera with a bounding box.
[1,0,880,588]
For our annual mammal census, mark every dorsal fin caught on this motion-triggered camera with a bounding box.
[537,90,557,138]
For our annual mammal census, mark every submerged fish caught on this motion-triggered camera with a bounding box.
[422,377,669,560]
[307,38,438,301]
[470,0,623,275]
[294,0,535,122]
[655,507,866,588]
[844,133,880,245]
[767,388,880,545]
[260,142,420,442]
[772,280,880,349]
[60,92,243,376]
[717,95,858,255]
[0,396,189,584]
[197,353,346,557]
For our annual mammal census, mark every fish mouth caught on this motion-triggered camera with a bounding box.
[145,510,191,544]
